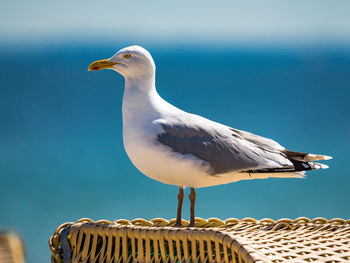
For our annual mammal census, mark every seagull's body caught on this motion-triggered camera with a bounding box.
[123,85,308,188]
[89,45,331,226]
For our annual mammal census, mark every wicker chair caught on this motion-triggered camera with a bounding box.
[49,217,350,263]
[0,231,25,263]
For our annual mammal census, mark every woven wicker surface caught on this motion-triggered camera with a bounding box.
[49,217,350,263]
[0,231,25,263]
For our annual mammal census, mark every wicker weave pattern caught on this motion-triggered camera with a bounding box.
[49,217,350,263]
[0,232,25,263]
[222,218,350,262]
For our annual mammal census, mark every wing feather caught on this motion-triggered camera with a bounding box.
[155,116,290,175]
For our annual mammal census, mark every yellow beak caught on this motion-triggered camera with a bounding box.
[88,59,118,71]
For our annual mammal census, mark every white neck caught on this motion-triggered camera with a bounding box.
[122,75,162,124]
[121,72,182,129]
[124,75,155,91]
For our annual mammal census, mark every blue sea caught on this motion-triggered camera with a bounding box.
[0,43,349,263]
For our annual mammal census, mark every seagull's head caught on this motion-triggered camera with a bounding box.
[88,45,155,79]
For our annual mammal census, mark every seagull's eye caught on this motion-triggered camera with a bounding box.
[124,54,131,59]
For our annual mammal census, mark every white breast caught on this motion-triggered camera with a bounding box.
[121,83,221,187]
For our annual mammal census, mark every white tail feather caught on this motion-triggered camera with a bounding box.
[240,171,306,180]
[305,154,333,162]
[309,162,329,170]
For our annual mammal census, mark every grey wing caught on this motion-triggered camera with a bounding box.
[156,120,292,175]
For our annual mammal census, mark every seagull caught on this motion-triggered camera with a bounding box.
[88,45,332,227]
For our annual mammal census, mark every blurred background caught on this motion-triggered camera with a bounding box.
[1,0,349,262]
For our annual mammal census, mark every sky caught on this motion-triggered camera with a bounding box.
[1,0,350,46]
